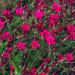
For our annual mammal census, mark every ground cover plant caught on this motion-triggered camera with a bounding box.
[0,0,75,75]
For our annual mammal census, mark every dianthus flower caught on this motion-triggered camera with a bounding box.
[70,32,75,40]
[31,39,40,49]
[67,24,75,34]
[1,32,12,41]
[21,23,30,32]
[16,41,26,51]
[29,67,37,75]
[0,20,5,30]
[7,47,13,53]
[66,53,74,62]
[10,64,14,72]
[34,10,44,20]
[36,23,44,30]
[52,2,61,12]
[40,29,50,39]
[2,9,11,16]
[49,13,59,21]
[57,54,63,61]
[46,35,56,45]
[2,9,12,20]
[40,29,56,45]
[47,13,59,28]
[67,24,75,40]
[43,57,51,64]
[2,52,9,59]
[15,7,24,16]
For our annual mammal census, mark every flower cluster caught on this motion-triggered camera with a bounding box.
[0,0,75,75]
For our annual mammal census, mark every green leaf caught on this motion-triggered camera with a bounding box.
[0,41,7,53]
[71,19,75,24]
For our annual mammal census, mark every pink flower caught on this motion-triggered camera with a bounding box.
[21,23,30,32]
[57,54,63,61]
[68,32,75,40]
[31,39,40,49]
[0,20,5,30]
[46,36,56,45]
[47,13,59,28]
[43,57,51,64]
[1,32,12,41]
[51,61,57,67]
[2,52,9,59]
[66,53,74,62]
[34,10,44,20]
[2,9,12,20]
[43,66,50,73]
[52,2,61,12]
[10,64,14,72]
[2,9,11,16]
[40,72,47,75]
[40,29,56,45]
[16,41,26,51]
[30,67,36,73]
[40,29,50,39]
[67,24,75,34]
[29,67,37,75]
[67,24,75,40]
[36,23,44,30]
[15,7,24,16]
[7,47,13,53]
[49,13,59,21]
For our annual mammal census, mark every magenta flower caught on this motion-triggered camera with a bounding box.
[36,23,44,30]
[34,10,44,20]
[43,57,51,64]
[2,9,11,16]
[57,54,63,61]
[46,36,56,45]
[15,7,24,16]
[0,20,5,30]
[47,13,59,28]
[30,67,36,73]
[49,13,59,21]
[16,41,26,51]
[67,24,75,40]
[7,47,13,53]
[67,24,75,34]
[40,29,56,45]
[10,64,14,72]
[66,53,74,62]
[40,29,50,39]
[52,2,61,12]
[70,32,75,40]
[1,32,12,41]
[21,23,30,32]
[2,52,9,59]
[31,39,40,49]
